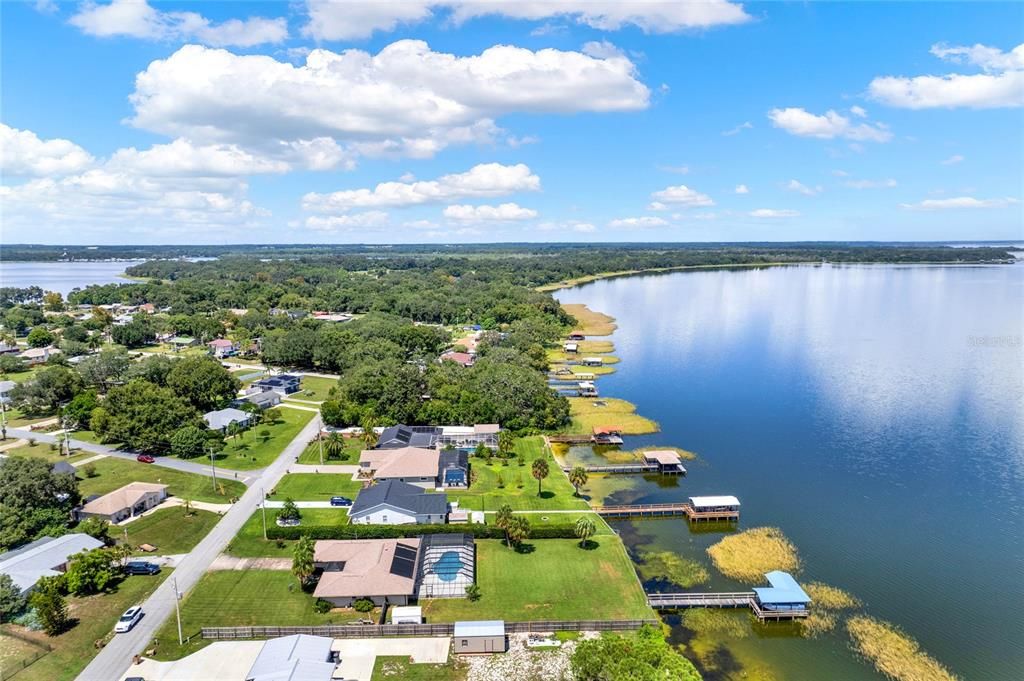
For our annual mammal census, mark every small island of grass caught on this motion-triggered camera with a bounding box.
[561,303,617,336]
[847,616,957,681]
[637,551,710,588]
[568,397,659,435]
[707,527,800,582]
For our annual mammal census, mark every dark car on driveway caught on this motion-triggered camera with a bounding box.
[124,561,160,575]
[330,496,352,507]
[136,454,155,463]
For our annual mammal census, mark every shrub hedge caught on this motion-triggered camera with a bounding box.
[266,522,579,541]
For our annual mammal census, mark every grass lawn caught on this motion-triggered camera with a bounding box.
[2,405,52,428]
[1,440,91,464]
[214,407,314,470]
[0,368,36,384]
[5,572,170,681]
[152,570,374,661]
[562,303,617,336]
[568,397,659,435]
[296,436,364,464]
[226,508,350,557]
[269,473,364,501]
[77,457,246,504]
[118,508,221,555]
[372,656,467,681]
[285,375,337,402]
[69,429,104,444]
[420,539,653,622]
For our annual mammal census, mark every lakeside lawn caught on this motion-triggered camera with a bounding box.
[296,436,364,464]
[214,407,314,470]
[118,507,221,555]
[285,375,337,402]
[152,570,373,661]
[269,473,364,501]
[77,457,246,504]
[420,539,653,622]
[226,508,350,557]
[568,397,659,435]
[4,571,170,681]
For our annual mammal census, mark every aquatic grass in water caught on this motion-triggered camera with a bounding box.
[804,582,860,610]
[681,609,750,638]
[847,616,958,681]
[800,611,838,638]
[707,527,800,582]
[568,397,660,435]
[562,303,617,336]
[637,551,710,587]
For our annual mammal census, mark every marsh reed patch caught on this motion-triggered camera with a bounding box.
[706,527,800,582]
[804,582,860,610]
[847,616,958,681]
[637,551,710,588]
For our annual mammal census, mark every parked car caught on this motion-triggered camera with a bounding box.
[330,496,353,507]
[124,561,160,575]
[115,606,143,633]
[136,454,155,463]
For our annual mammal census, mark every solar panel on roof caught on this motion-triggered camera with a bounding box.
[395,543,417,558]
[390,554,416,578]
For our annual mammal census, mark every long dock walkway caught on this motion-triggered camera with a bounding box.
[594,502,738,522]
[647,591,809,621]
[561,463,659,475]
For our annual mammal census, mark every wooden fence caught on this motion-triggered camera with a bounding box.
[201,619,659,641]
[0,628,54,681]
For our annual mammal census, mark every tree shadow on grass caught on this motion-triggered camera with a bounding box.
[579,540,601,551]
[538,491,555,500]
[514,542,536,555]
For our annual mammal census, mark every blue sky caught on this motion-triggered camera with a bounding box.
[2,1,1022,244]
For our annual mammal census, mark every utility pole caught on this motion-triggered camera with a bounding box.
[173,576,183,645]
[318,416,324,466]
[260,486,268,540]
[61,408,71,457]
[1,398,8,441]
[208,445,218,492]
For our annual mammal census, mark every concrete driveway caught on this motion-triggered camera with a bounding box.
[333,637,451,681]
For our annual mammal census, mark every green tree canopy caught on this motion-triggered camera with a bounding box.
[571,625,702,681]
[10,364,83,416]
[0,456,80,550]
[166,355,241,412]
[96,379,200,453]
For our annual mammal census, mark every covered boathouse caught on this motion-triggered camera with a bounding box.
[751,570,812,620]
[686,495,740,521]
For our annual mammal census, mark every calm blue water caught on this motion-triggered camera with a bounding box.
[0,261,143,296]
[557,264,1023,681]
[433,551,463,582]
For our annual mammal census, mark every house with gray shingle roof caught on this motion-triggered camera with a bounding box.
[349,480,447,525]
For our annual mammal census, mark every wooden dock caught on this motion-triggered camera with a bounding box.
[548,434,594,444]
[647,591,809,620]
[594,502,738,522]
[560,463,685,476]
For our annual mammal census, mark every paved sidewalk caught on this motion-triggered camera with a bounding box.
[71,453,109,467]
[264,500,341,509]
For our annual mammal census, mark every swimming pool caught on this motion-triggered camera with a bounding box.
[432,551,463,582]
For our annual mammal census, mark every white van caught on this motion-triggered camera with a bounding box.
[115,606,143,633]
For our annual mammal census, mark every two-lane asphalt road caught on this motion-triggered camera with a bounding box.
[74,415,323,681]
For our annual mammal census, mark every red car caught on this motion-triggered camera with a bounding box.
[136,454,155,464]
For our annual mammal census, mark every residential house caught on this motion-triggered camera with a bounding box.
[239,389,282,409]
[169,336,197,349]
[138,303,156,314]
[19,346,60,365]
[244,634,337,681]
[207,338,238,358]
[311,312,352,323]
[437,424,500,450]
[359,447,443,488]
[439,351,475,367]
[204,407,252,432]
[77,482,168,524]
[0,380,15,405]
[0,534,104,595]
[312,538,422,607]
[377,425,439,449]
[0,342,20,356]
[251,374,301,396]
[348,480,448,525]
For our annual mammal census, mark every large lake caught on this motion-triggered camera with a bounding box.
[557,264,1023,681]
[0,261,143,296]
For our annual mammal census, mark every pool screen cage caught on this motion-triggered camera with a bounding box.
[416,533,476,599]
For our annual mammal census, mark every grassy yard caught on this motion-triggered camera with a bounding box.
[118,508,221,555]
[152,570,374,661]
[568,397,659,435]
[285,375,337,402]
[77,457,246,504]
[5,572,170,681]
[420,539,652,622]
[226,508,351,557]
[296,436,364,464]
[2,405,52,427]
[68,430,104,444]
[215,407,314,470]
[269,473,364,501]
[562,303,617,336]
[1,440,91,464]
[372,656,467,681]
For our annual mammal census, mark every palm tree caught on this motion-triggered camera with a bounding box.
[292,535,315,588]
[575,517,596,549]
[495,504,515,549]
[497,430,515,459]
[568,466,589,496]
[507,515,531,548]
[361,415,379,448]
[324,432,345,460]
[531,458,549,496]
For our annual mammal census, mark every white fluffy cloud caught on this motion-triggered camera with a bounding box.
[900,196,1020,211]
[844,178,897,189]
[784,179,822,196]
[650,184,714,207]
[128,41,649,161]
[69,0,287,47]
[305,211,390,231]
[768,107,892,142]
[303,163,539,213]
[608,216,669,228]
[1,124,94,176]
[302,1,750,40]
[443,202,538,222]
[749,208,800,218]
[537,219,596,233]
[722,121,752,136]
[940,154,965,166]
[107,139,291,176]
[734,184,749,194]
[869,42,1024,109]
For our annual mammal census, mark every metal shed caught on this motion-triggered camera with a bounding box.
[453,620,507,654]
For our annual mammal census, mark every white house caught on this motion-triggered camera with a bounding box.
[348,480,448,525]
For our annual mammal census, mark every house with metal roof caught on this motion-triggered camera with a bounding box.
[0,534,104,595]
[204,407,253,432]
[752,571,811,616]
[0,379,16,405]
[349,480,448,525]
[244,634,337,681]
[454,621,507,654]
[239,389,281,409]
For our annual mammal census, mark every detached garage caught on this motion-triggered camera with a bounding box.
[453,620,507,654]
